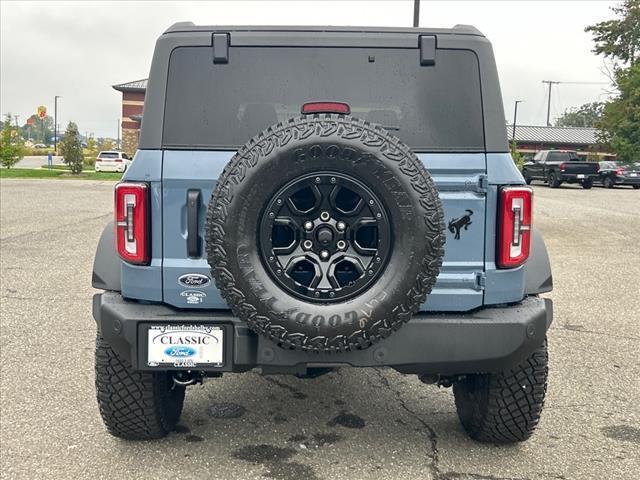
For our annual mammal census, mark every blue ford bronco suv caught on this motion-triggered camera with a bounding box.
[92,23,553,443]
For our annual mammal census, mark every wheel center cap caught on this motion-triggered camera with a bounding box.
[316,227,334,246]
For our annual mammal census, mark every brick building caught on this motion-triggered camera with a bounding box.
[112,79,147,155]
[507,124,613,160]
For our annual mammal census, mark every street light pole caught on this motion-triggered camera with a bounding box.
[542,80,559,126]
[413,0,420,27]
[512,100,523,142]
[54,96,61,153]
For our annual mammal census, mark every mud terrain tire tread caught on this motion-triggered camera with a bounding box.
[95,335,185,440]
[453,338,548,443]
[205,114,445,352]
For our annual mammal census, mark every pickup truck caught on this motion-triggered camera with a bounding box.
[522,150,599,188]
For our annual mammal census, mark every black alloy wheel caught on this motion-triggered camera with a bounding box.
[259,172,391,303]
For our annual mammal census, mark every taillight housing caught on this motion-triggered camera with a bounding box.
[497,186,532,269]
[616,168,624,176]
[115,182,149,264]
[559,163,566,172]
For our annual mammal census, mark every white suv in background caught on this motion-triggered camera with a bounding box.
[95,151,132,173]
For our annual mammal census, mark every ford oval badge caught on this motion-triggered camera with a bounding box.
[178,273,211,288]
[165,346,196,358]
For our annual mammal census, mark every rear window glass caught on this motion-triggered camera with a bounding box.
[547,151,579,162]
[163,46,484,151]
[99,152,119,159]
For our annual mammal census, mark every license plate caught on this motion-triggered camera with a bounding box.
[577,174,585,179]
[631,173,638,177]
[147,325,223,367]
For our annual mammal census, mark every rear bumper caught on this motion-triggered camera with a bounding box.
[95,162,125,172]
[560,173,598,182]
[93,292,553,375]
[617,176,640,185]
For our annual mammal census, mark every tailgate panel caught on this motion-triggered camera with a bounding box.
[161,151,487,312]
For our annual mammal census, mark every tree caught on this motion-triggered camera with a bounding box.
[596,64,640,162]
[555,102,605,127]
[510,140,525,170]
[20,114,54,144]
[60,122,83,174]
[585,0,639,67]
[97,138,115,151]
[0,114,26,169]
[586,1,640,162]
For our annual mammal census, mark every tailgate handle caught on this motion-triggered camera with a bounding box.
[187,189,201,258]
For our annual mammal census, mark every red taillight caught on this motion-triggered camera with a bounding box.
[497,186,532,269]
[115,182,149,265]
[115,158,123,163]
[616,168,624,175]
[559,163,566,172]
[301,101,351,115]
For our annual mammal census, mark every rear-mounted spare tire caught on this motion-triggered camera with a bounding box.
[205,114,445,352]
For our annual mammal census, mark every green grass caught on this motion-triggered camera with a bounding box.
[0,168,122,181]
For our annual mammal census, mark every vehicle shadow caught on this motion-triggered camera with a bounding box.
[106,367,538,479]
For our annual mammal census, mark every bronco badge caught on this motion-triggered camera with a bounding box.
[448,209,474,240]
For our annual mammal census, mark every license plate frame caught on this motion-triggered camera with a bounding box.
[146,324,224,368]
[577,174,585,179]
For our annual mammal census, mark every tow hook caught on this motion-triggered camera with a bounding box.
[172,370,204,387]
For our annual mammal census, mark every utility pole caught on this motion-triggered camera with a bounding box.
[541,80,608,126]
[542,80,560,127]
[13,115,19,127]
[512,100,523,142]
[54,96,61,153]
[116,119,120,150]
[413,0,420,27]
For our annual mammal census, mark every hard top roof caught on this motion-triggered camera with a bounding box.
[163,22,484,37]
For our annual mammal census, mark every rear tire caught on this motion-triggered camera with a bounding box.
[453,339,548,443]
[523,170,532,185]
[633,185,640,190]
[603,176,615,189]
[547,172,560,188]
[95,334,185,440]
[582,180,593,189]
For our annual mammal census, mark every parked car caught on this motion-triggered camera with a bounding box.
[597,161,640,189]
[522,150,600,188]
[92,23,553,444]
[33,143,48,149]
[95,151,132,172]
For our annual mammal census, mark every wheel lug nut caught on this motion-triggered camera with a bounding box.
[304,221,313,231]
[320,250,330,259]
[337,240,346,250]
[320,211,330,222]
[303,240,313,250]
[336,221,346,231]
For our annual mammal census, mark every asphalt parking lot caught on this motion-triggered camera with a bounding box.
[1,179,638,480]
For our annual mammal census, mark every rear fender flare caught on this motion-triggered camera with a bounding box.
[524,228,553,295]
[92,221,121,292]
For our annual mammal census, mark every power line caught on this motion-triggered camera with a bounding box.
[541,80,609,126]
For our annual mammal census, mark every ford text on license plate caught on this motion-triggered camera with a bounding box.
[147,325,223,367]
